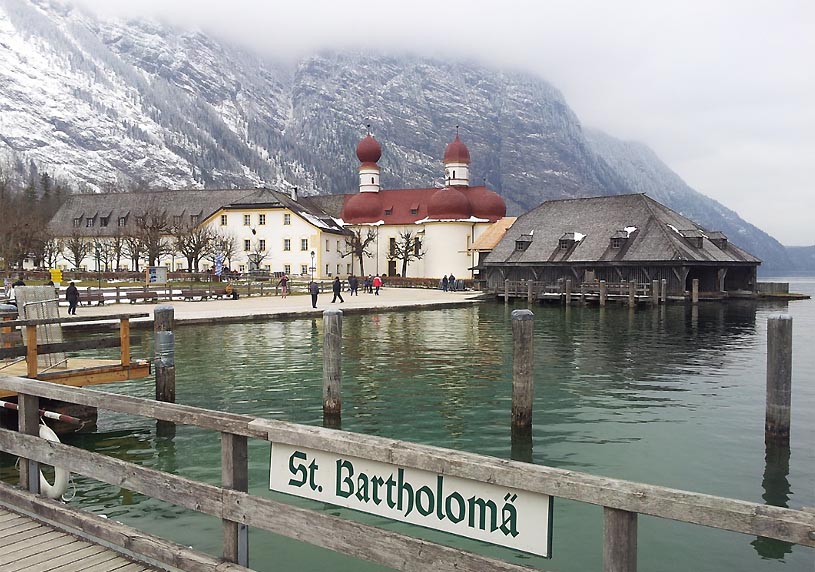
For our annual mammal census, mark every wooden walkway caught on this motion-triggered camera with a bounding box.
[0,506,158,572]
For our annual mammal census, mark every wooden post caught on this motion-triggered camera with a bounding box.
[119,318,131,367]
[18,393,40,494]
[692,278,699,304]
[527,281,534,305]
[154,306,175,404]
[221,432,249,566]
[26,325,38,378]
[580,283,586,304]
[599,280,607,307]
[766,314,793,442]
[604,507,637,572]
[511,309,534,430]
[660,278,667,304]
[504,279,510,305]
[565,279,572,305]
[323,309,342,421]
[628,280,636,307]
[1,305,17,349]
[651,280,659,305]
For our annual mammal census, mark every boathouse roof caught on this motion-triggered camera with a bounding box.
[483,194,761,266]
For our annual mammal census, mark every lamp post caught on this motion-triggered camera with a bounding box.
[95,244,101,292]
[310,250,315,282]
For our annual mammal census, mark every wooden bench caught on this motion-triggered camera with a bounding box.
[126,291,159,304]
[79,292,105,306]
[212,288,229,299]
[179,290,208,301]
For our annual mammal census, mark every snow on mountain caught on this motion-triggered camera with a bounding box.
[0,0,792,269]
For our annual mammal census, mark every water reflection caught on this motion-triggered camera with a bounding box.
[751,441,794,559]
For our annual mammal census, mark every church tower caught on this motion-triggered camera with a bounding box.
[443,129,470,187]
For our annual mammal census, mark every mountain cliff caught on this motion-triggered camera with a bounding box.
[0,0,794,270]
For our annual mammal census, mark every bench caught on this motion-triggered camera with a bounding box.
[79,292,105,306]
[127,291,159,304]
[179,290,209,301]
[212,288,229,299]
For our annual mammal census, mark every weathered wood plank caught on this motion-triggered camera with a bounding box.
[0,337,124,360]
[221,489,538,572]
[0,530,77,558]
[0,484,250,572]
[3,540,89,571]
[1,314,149,329]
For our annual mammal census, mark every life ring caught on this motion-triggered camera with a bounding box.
[38,423,70,500]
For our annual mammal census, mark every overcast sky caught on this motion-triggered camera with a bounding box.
[76,0,814,245]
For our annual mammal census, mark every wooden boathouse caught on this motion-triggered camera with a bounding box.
[479,194,761,299]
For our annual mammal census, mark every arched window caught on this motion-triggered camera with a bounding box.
[453,170,456,179]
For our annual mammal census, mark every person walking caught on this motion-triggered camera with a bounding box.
[349,275,359,296]
[372,274,382,296]
[309,280,319,308]
[66,281,79,315]
[331,276,345,303]
[277,273,289,299]
[448,273,456,292]
[442,275,448,292]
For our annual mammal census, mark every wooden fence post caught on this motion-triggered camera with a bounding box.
[323,309,342,423]
[604,507,637,572]
[154,306,175,404]
[18,393,40,494]
[766,314,792,442]
[599,280,607,307]
[692,278,699,304]
[511,309,534,430]
[222,432,249,566]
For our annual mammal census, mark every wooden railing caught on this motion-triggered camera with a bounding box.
[0,376,812,571]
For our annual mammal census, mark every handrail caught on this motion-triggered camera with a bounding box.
[2,312,149,328]
[1,374,813,566]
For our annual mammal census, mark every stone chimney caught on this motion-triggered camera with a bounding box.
[291,186,298,201]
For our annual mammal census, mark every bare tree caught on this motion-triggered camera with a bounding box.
[387,230,426,277]
[246,239,268,271]
[65,230,92,270]
[42,237,63,269]
[109,228,126,271]
[342,228,376,276]
[136,212,172,267]
[172,223,215,272]
[123,234,145,272]
[207,230,240,271]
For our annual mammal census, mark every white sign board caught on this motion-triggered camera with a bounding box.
[146,266,168,284]
[270,444,552,557]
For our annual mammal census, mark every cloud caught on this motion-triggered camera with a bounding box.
[75,0,814,244]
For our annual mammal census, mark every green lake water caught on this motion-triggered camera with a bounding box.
[3,278,814,571]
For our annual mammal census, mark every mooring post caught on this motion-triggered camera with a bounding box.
[599,280,607,307]
[323,309,342,422]
[651,279,659,305]
[154,306,176,404]
[565,279,572,305]
[580,283,586,304]
[504,279,510,305]
[604,507,638,572]
[18,393,40,494]
[527,280,534,305]
[628,280,636,307]
[692,278,699,304]
[222,432,249,567]
[511,309,534,430]
[660,278,667,304]
[766,314,793,442]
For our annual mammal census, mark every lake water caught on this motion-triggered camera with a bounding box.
[3,279,814,571]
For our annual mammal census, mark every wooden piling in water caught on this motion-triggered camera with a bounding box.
[323,309,342,421]
[628,280,636,307]
[766,314,792,442]
[527,281,534,305]
[154,306,175,404]
[692,279,699,304]
[511,309,534,430]
[504,279,510,305]
[222,432,249,566]
[651,280,659,305]
[565,279,572,305]
[599,280,607,307]
[604,507,638,572]
[660,279,667,304]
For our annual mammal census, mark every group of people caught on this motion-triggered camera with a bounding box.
[303,274,384,308]
[441,273,457,292]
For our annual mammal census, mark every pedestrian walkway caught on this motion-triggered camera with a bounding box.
[0,506,158,571]
[62,287,483,328]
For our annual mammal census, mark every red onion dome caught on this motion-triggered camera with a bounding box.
[427,187,472,220]
[466,186,506,220]
[443,134,470,164]
[342,192,383,223]
[356,135,382,164]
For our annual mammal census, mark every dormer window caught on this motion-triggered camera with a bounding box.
[118,216,127,227]
[516,234,533,251]
[173,215,182,226]
[559,232,584,250]
[708,231,728,250]
[610,238,623,248]
[190,214,199,225]
[610,230,629,249]
[73,218,81,228]
[679,230,704,248]
[86,218,94,228]
[384,208,393,216]
[135,216,145,227]
[100,217,109,227]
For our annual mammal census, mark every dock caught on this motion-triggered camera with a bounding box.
[0,505,158,571]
